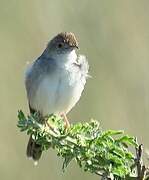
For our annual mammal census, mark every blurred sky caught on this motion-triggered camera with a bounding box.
[0,0,149,180]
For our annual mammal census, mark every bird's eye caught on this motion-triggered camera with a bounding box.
[58,43,63,48]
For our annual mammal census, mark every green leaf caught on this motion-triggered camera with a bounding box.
[116,136,138,147]
[102,130,124,136]
[17,110,138,179]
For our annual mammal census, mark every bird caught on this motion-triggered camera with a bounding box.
[25,32,89,163]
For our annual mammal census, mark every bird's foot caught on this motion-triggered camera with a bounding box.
[60,113,70,128]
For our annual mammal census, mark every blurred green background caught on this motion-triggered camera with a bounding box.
[1,0,149,179]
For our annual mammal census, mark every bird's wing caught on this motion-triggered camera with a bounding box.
[25,61,38,114]
[25,56,56,114]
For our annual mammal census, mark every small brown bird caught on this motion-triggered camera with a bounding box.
[25,32,89,164]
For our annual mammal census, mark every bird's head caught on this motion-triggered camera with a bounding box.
[45,32,79,59]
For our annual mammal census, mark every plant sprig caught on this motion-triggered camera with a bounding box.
[17,110,148,180]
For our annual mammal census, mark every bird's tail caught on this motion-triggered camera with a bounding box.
[26,135,42,164]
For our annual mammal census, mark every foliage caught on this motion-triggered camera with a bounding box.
[17,110,148,179]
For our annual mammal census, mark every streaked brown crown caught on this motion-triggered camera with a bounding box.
[51,32,79,48]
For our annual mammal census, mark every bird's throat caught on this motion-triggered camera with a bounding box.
[57,50,77,68]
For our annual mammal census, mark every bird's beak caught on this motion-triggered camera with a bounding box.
[70,44,79,49]
[72,45,79,49]
[75,45,79,49]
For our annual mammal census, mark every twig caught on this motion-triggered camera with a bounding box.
[135,145,147,180]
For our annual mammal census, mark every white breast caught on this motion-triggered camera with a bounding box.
[30,51,87,116]
[31,67,84,116]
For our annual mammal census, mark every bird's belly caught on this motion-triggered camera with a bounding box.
[31,72,84,116]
